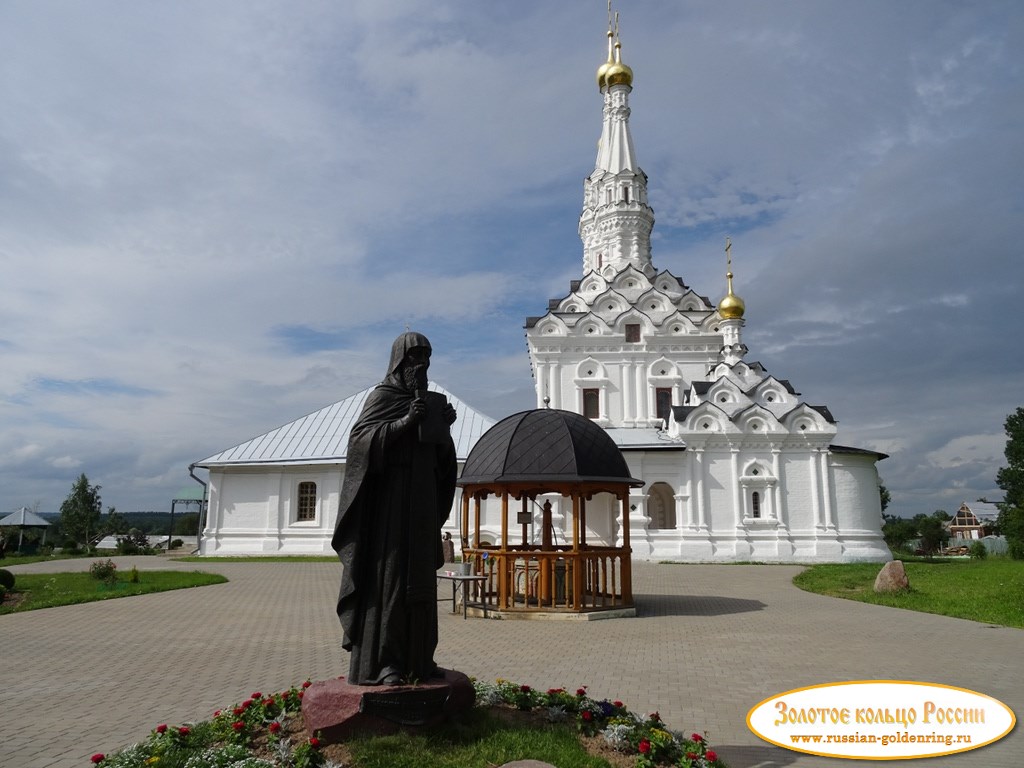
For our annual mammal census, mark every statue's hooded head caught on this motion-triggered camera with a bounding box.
[386,331,432,392]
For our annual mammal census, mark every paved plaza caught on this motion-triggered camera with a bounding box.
[2,557,1020,767]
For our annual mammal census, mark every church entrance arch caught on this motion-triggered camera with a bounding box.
[647,482,676,529]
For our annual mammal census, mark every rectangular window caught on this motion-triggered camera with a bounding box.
[582,389,600,420]
[625,324,641,343]
[297,481,317,522]
[655,388,673,423]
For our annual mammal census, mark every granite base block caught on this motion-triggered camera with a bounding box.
[301,668,475,744]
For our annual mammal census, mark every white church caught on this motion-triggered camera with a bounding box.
[194,16,890,563]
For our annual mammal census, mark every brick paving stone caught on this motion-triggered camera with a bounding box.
[1,558,1021,767]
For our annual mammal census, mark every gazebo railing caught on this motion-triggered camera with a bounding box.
[463,546,632,613]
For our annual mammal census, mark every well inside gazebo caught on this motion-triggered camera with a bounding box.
[456,409,643,618]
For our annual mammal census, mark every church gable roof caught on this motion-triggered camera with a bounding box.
[196,383,495,468]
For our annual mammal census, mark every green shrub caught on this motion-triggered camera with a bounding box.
[0,568,14,590]
[129,566,140,583]
[0,585,6,602]
[89,559,118,585]
[116,529,152,555]
[968,541,988,560]
[170,538,184,550]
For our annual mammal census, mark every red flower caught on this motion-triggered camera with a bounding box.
[706,750,718,762]
[520,685,531,692]
[232,721,245,731]
[177,727,190,737]
[155,724,167,734]
[691,733,704,743]
[650,711,661,722]
[233,707,244,716]
[576,687,587,696]
[241,700,253,710]
[90,754,105,764]
[686,752,699,761]
[251,692,262,700]
[302,681,312,689]
[298,691,304,699]
[613,700,623,708]
[214,710,222,718]
[309,737,321,748]
[269,722,281,734]
[638,738,652,755]
[581,710,593,722]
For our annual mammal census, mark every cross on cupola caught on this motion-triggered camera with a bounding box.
[579,2,655,279]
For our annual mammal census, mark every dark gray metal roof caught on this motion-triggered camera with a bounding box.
[458,409,643,487]
[829,444,889,460]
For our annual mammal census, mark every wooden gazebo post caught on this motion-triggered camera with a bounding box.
[499,491,510,608]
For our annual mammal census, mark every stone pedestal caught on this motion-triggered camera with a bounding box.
[301,668,475,744]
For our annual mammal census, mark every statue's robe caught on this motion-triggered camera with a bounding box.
[331,379,456,685]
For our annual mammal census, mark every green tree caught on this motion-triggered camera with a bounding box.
[878,483,891,513]
[913,511,950,556]
[882,514,916,552]
[59,474,103,549]
[173,512,200,536]
[996,407,1024,559]
[100,506,129,537]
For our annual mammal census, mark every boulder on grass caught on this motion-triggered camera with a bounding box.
[874,560,909,593]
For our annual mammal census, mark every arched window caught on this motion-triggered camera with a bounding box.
[751,491,761,519]
[582,389,600,419]
[297,481,317,522]
[647,483,676,529]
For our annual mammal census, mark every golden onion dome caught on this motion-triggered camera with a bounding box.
[604,60,633,88]
[605,41,633,88]
[718,290,746,320]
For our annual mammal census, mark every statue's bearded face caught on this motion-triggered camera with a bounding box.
[401,346,430,391]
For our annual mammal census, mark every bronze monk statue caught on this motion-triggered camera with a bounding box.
[331,331,457,685]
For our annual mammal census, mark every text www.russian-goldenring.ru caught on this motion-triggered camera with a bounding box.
[790,732,972,747]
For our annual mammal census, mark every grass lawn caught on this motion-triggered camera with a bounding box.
[793,557,1024,628]
[0,570,228,614]
[0,551,114,567]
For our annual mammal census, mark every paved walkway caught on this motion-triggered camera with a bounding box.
[2,557,1020,767]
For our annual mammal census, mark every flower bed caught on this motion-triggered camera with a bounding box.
[91,678,725,767]
[474,679,725,768]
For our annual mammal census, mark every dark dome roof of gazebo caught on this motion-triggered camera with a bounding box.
[457,409,643,487]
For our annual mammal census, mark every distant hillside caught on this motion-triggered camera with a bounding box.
[35,511,197,535]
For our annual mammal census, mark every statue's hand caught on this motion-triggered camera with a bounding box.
[405,397,428,425]
[443,403,457,425]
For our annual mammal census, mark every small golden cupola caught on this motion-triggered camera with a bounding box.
[604,14,633,88]
[718,237,746,320]
[597,5,633,90]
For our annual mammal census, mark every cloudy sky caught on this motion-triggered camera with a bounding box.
[1,0,1021,520]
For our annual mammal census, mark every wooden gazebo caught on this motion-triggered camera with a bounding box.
[456,409,643,618]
